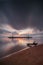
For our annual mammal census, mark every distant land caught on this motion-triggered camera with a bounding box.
[0,44,43,65]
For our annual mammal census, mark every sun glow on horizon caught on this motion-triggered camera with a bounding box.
[19,28,34,34]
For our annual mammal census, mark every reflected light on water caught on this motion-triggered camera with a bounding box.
[16,38,27,45]
[0,36,43,58]
[2,42,15,52]
[15,38,34,45]
[1,38,11,42]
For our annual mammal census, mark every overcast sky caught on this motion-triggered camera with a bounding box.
[0,0,43,34]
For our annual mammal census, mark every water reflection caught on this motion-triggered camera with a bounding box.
[0,37,43,58]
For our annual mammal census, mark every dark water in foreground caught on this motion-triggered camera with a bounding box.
[0,37,43,58]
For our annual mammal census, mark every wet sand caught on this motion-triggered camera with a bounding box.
[0,44,43,65]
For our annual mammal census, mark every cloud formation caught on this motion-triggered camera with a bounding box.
[0,0,43,35]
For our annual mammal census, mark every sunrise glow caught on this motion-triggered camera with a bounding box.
[19,28,34,34]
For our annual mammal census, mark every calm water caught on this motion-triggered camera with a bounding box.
[0,37,43,58]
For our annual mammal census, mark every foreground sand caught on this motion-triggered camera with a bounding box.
[0,44,43,65]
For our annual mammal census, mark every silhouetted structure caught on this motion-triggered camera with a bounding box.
[27,41,38,47]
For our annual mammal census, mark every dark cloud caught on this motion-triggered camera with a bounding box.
[0,0,43,30]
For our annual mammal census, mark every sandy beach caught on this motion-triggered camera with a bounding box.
[0,44,43,65]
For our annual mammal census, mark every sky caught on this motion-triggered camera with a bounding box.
[0,0,43,36]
